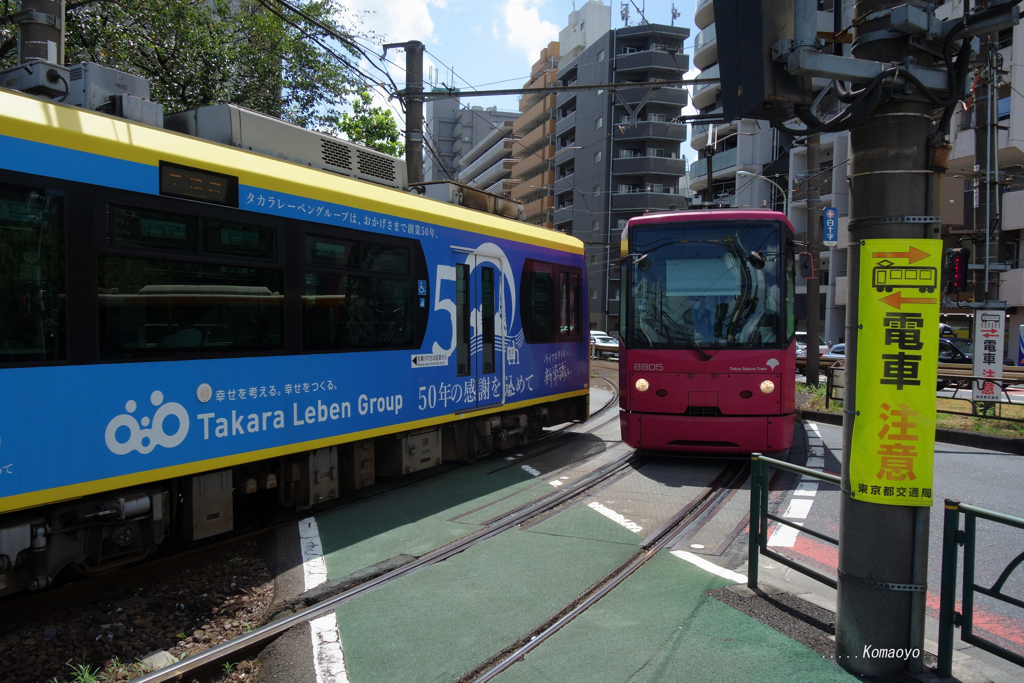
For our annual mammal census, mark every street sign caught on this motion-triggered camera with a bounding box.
[822,207,838,247]
[850,239,939,507]
[972,312,1005,402]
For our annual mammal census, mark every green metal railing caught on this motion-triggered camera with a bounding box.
[748,454,841,590]
[938,499,1024,677]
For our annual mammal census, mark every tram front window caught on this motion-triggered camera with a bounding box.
[629,221,785,349]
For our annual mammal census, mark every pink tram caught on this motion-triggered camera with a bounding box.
[618,209,797,456]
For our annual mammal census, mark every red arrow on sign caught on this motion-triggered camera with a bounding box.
[870,245,930,263]
[880,291,937,309]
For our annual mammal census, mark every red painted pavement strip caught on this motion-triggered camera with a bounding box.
[770,528,1024,655]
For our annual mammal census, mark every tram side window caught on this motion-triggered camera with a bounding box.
[559,269,582,339]
[99,205,283,358]
[302,234,415,351]
[0,182,65,363]
[521,260,556,343]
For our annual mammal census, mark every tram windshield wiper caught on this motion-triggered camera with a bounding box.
[660,309,712,361]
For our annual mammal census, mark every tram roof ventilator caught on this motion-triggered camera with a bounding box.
[165,104,408,191]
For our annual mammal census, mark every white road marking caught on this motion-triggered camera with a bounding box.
[782,498,814,519]
[298,517,328,591]
[521,465,541,476]
[299,518,349,683]
[805,457,825,468]
[670,551,746,583]
[549,480,563,487]
[766,522,804,547]
[587,501,643,533]
[793,482,819,497]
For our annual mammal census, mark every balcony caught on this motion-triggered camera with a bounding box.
[616,85,688,108]
[485,177,520,195]
[556,110,577,137]
[513,94,557,136]
[473,157,520,188]
[511,170,554,202]
[695,0,714,27]
[616,49,689,75]
[554,173,575,195]
[516,119,556,156]
[614,120,687,141]
[689,147,738,179]
[691,124,709,148]
[693,24,717,70]
[521,71,559,110]
[553,206,574,226]
[692,63,720,110]
[611,190,686,212]
[612,155,688,176]
[524,194,554,219]
[458,137,517,182]
[511,145,555,180]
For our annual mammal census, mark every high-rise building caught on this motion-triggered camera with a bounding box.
[423,93,519,183]
[456,118,521,195]
[553,22,690,334]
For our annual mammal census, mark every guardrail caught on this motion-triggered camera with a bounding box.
[938,499,1024,677]
[748,454,841,590]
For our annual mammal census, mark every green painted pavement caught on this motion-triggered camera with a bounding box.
[316,460,552,579]
[333,526,640,683]
[526,499,642,546]
[492,551,857,683]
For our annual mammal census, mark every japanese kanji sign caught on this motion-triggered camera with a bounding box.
[972,311,1004,402]
[851,239,939,507]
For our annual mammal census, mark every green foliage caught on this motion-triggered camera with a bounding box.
[0,0,370,131]
[337,88,405,157]
[66,662,103,683]
[223,662,236,674]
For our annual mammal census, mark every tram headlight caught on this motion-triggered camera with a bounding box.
[635,378,650,392]
[760,380,775,394]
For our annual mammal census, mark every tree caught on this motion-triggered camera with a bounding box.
[337,88,405,157]
[0,0,379,132]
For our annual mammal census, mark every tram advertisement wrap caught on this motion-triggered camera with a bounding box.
[850,239,940,507]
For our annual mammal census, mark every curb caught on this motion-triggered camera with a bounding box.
[799,408,1024,456]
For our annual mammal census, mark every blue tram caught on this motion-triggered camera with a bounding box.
[0,88,589,595]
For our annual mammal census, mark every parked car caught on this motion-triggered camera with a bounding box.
[796,331,829,358]
[820,343,845,363]
[590,333,619,359]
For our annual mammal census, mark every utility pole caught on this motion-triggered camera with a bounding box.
[16,0,63,64]
[836,0,937,676]
[805,132,822,386]
[385,41,425,183]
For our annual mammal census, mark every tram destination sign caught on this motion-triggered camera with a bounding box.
[159,161,239,207]
[850,239,939,507]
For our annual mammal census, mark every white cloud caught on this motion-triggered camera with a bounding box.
[340,0,441,44]
[498,0,559,67]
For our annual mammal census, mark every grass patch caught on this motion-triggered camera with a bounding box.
[796,382,1024,438]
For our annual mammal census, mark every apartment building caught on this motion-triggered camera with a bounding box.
[423,94,519,183]
[456,116,522,195]
[553,22,690,333]
[510,41,560,228]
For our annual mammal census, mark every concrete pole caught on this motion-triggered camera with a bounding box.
[806,133,822,386]
[835,0,936,676]
[404,41,425,184]
[17,0,63,65]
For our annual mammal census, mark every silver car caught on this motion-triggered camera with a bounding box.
[590,334,619,359]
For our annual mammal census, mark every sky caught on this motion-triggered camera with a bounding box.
[335,0,702,161]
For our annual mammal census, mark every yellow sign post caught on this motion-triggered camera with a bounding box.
[850,239,939,507]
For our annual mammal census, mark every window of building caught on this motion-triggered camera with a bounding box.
[623,46,638,54]
[596,117,603,129]
[0,181,66,364]
[99,205,284,358]
[593,185,601,197]
[595,151,602,163]
[597,49,605,61]
[592,220,601,232]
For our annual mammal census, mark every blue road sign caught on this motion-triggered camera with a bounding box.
[823,207,838,247]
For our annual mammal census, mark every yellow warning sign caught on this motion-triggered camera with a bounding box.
[850,239,939,507]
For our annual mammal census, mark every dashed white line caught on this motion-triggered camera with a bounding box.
[670,551,746,583]
[766,422,826,548]
[587,501,643,533]
[521,465,541,476]
[782,498,814,519]
[299,518,349,683]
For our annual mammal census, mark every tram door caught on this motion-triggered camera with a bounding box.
[454,255,503,409]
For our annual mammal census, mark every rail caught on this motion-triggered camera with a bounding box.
[748,454,841,590]
[938,499,1024,677]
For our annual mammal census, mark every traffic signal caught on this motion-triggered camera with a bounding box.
[944,247,970,293]
[799,252,813,279]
